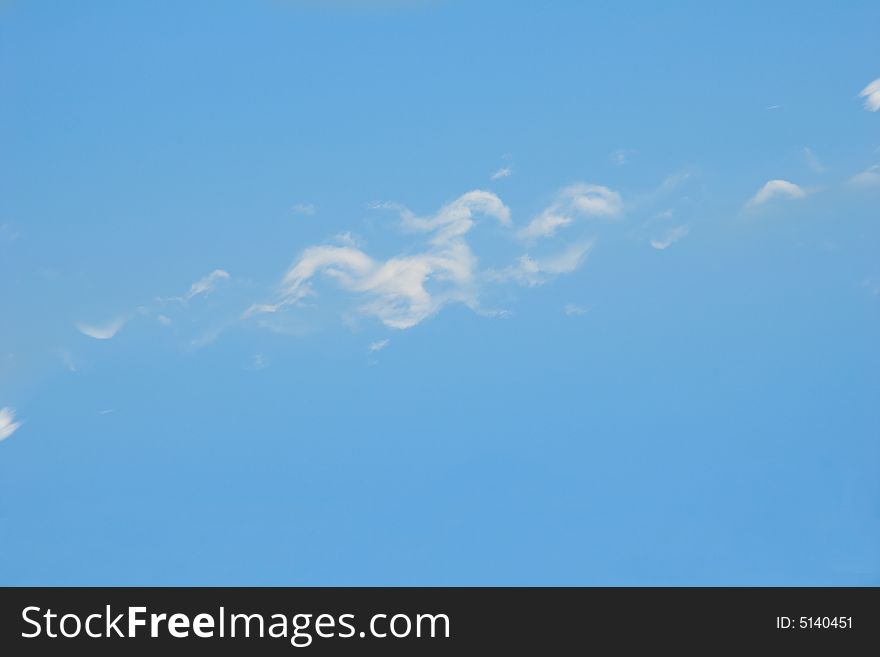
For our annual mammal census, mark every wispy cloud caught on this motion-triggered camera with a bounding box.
[247,190,511,329]
[0,407,22,442]
[519,184,622,240]
[76,317,127,340]
[746,179,806,209]
[72,269,229,346]
[564,303,589,316]
[59,349,77,372]
[850,164,880,186]
[183,269,230,301]
[861,276,880,297]
[368,339,390,353]
[332,231,358,247]
[292,203,317,216]
[859,78,880,112]
[491,241,594,287]
[802,147,826,173]
[610,149,633,167]
[0,223,20,242]
[490,166,512,180]
[650,225,689,250]
[189,325,227,349]
[657,172,692,194]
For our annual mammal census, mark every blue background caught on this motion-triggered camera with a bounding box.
[1,0,878,584]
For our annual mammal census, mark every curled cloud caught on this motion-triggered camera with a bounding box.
[859,78,880,112]
[850,165,880,186]
[0,407,22,442]
[77,317,126,340]
[650,225,689,250]
[746,179,806,209]
[184,269,230,301]
[395,190,511,239]
[246,191,512,329]
[519,184,622,240]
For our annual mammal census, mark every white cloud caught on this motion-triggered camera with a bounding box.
[76,317,126,340]
[0,407,22,442]
[157,314,172,326]
[244,302,285,316]
[292,203,317,215]
[746,179,806,208]
[519,184,622,240]
[490,166,512,180]
[650,225,689,250]
[859,78,880,112]
[184,269,230,301]
[368,339,390,353]
[564,303,589,316]
[397,189,511,241]
[850,164,880,186]
[247,190,511,329]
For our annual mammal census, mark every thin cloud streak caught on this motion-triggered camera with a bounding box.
[651,225,689,250]
[183,269,230,301]
[490,241,594,287]
[369,339,390,353]
[802,147,826,173]
[564,303,589,316]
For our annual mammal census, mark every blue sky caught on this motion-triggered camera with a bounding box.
[1,0,878,585]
